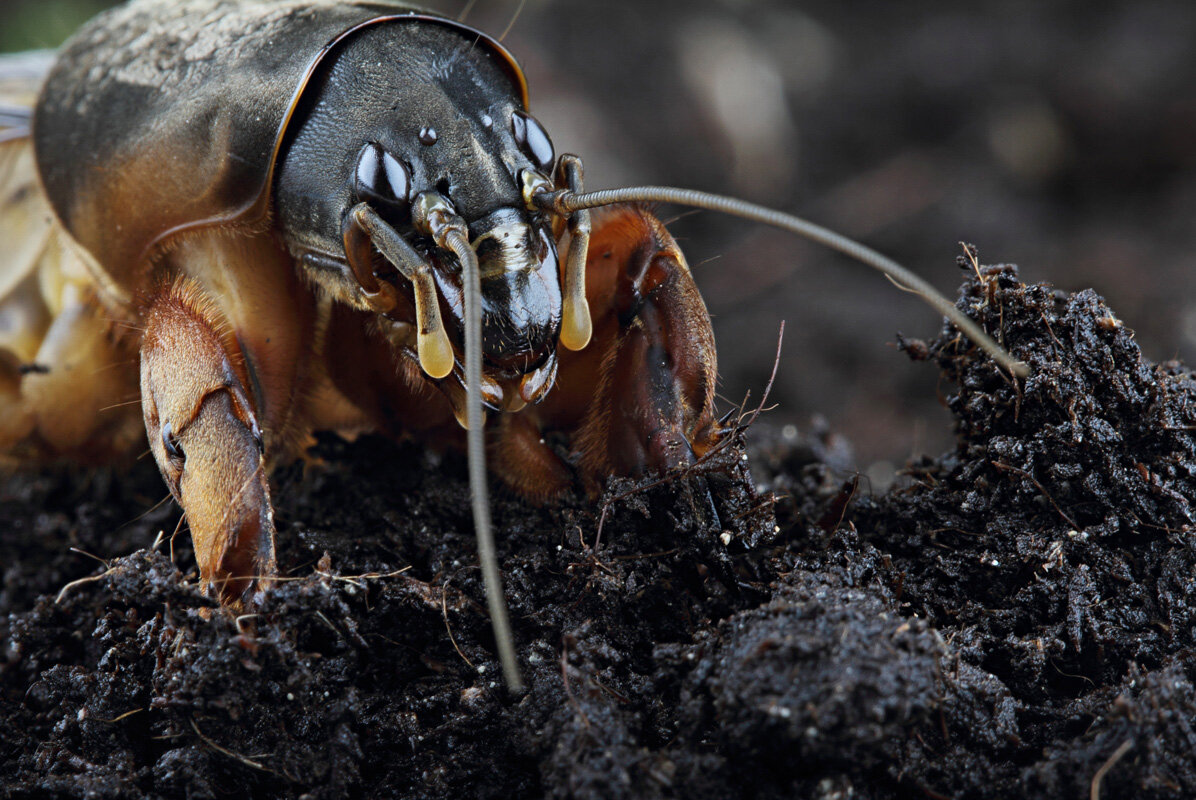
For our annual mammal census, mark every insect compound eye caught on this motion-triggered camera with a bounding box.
[161,421,184,461]
[511,110,555,172]
[354,142,413,223]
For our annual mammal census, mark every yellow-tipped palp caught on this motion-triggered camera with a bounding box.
[559,217,592,351]
[412,273,453,379]
[560,291,592,351]
[351,202,456,380]
[554,157,593,352]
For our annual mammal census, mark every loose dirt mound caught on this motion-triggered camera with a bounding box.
[3,261,1195,798]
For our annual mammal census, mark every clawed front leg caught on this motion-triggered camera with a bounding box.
[493,203,722,498]
[140,278,277,604]
[569,205,722,485]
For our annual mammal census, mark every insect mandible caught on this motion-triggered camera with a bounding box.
[0,0,1024,691]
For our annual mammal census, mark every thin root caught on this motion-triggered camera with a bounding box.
[441,579,476,670]
[92,708,144,724]
[1090,739,1133,800]
[55,568,116,604]
[189,718,275,774]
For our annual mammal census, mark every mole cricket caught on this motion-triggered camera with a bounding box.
[0,0,1023,690]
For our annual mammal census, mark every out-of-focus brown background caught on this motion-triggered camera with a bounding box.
[6,0,1196,475]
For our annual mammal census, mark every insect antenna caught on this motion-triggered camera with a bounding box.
[456,0,478,23]
[440,225,524,693]
[498,0,528,42]
[535,186,1030,379]
[355,199,523,690]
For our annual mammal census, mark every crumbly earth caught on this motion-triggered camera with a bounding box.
[4,261,1196,798]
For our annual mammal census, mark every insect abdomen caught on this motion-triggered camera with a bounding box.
[0,135,141,461]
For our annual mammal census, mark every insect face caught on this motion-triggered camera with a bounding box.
[274,21,562,404]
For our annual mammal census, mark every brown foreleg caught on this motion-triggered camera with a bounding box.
[140,278,277,604]
[492,204,722,499]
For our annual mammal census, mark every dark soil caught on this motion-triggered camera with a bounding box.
[4,262,1196,798]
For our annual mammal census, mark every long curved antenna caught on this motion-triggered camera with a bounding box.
[441,228,524,693]
[535,186,1030,378]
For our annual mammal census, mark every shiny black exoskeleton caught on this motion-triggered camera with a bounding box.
[276,21,563,381]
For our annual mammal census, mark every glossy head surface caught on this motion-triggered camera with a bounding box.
[275,21,563,384]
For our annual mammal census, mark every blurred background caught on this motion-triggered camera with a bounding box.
[5,0,1196,480]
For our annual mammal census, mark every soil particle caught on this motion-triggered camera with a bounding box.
[5,259,1196,798]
